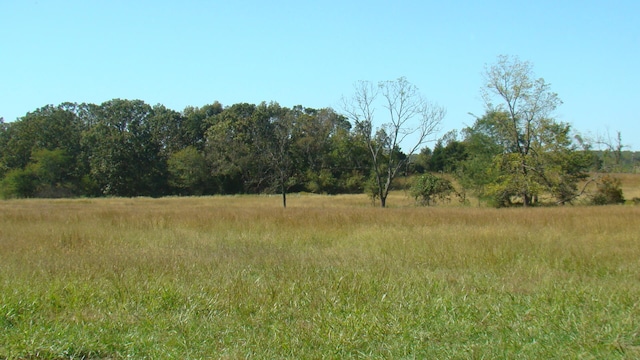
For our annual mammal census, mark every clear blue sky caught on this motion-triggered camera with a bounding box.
[1,0,638,150]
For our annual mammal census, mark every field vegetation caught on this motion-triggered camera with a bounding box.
[1,185,640,358]
[614,173,640,200]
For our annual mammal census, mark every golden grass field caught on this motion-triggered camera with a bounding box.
[615,173,640,200]
[1,174,639,358]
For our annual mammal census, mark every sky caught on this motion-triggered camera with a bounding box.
[1,0,638,150]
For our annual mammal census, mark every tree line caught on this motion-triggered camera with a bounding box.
[0,100,374,202]
[1,56,635,206]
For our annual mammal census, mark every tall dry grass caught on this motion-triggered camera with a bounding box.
[1,193,639,358]
[615,173,640,200]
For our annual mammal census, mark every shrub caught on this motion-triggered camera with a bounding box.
[591,175,625,205]
[410,173,455,206]
[0,168,37,199]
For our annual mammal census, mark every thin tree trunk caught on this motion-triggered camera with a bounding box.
[281,179,287,208]
[521,155,530,207]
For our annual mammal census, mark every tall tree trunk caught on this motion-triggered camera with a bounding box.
[281,179,287,208]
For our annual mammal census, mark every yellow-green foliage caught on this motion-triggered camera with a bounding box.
[1,195,640,358]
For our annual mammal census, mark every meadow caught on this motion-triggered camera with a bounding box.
[1,188,639,358]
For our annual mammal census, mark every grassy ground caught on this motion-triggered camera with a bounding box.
[615,173,640,200]
[1,190,640,358]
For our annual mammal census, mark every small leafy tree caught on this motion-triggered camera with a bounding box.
[0,148,79,198]
[410,173,455,206]
[591,175,625,205]
[0,168,37,198]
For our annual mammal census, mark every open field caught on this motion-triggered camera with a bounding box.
[615,173,640,201]
[1,192,640,358]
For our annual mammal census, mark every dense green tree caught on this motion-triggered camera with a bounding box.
[167,146,210,195]
[182,102,224,150]
[292,106,362,194]
[28,148,76,197]
[148,104,188,157]
[0,105,84,174]
[428,136,468,173]
[322,122,370,193]
[0,148,75,198]
[205,103,267,193]
[463,111,591,207]
[0,105,89,197]
[533,120,592,204]
[0,168,37,198]
[205,102,368,199]
[83,99,167,197]
[411,146,432,174]
[293,106,335,176]
[456,111,507,204]
[428,141,446,172]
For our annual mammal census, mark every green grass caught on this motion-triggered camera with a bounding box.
[1,195,640,358]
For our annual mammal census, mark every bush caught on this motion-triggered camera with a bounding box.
[591,175,625,205]
[0,168,37,199]
[410,173,455,206]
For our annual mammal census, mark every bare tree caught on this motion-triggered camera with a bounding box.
[595,130,625,170]
[343,77,444,207]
